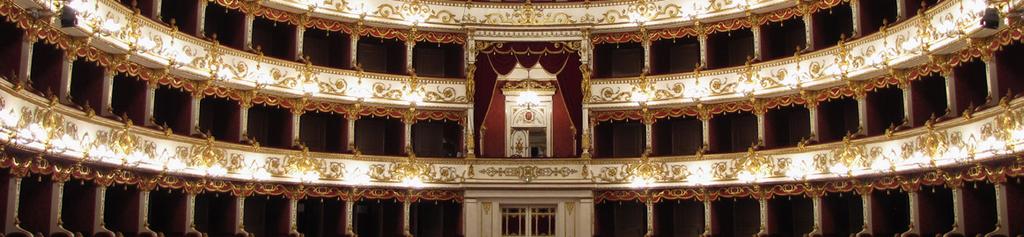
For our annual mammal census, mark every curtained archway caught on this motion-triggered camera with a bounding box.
[473,42,583,157]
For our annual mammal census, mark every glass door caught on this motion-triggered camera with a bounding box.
[501,206,556,237]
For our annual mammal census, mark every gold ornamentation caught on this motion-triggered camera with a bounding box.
[177,136,229,176]
[368,154,463,184]
[502,80,556,91]
[284,146,324,181]
[732,148,778,182]
[479,2,576,25]
[477,165,577,182]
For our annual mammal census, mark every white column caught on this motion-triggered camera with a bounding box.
[151,0,164,19]
[904,191,922,236]
[0,176,29,236]
[849,0,862,37]
[47,181,73,237]
[856,193,873,236]
[350,34,360,67]
[642,29,651,73]
[756,113,766,145]
[807,104,820,141]
[294,26,305,60]
[465,108,475,158]
[406,39,415,73]
[644,198,654,237]
[287,199,300,237]
[757,198,770,237]
[404,118,413,154]
[702,200,714,237]
[291,112,301,146]
[347,114,357,152]
[93,186,115,237]
[144,83,157,126]
[18,37,34,84]
[944,71,960,115]
[698,33,709,68]
[644,119,654,154]
[243,14,255,50]
[403,198,412,237]
[138,190,158,236]
[58,54,74,101]
[946,187,966,237]
[856,96,868,135]
[581,109,591,159]
[344,199,357,236]
[804,14,815,49]
[984,57,1001,104]
[239,105,250,140]
[196,0,208,35]
[896,0,908,20]
[701,118,712,149]
[985,184,1010,237]
[184,193,201,237]
[190,96,202,135]
[752,25,763,60]
[234,196,251,236]
[809,196,825,237]
[901,84,915,125]
[100,69,115,117]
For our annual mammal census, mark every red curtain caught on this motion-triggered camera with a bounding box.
[473,42,583,157]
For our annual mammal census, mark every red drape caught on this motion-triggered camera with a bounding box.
[473,42,583,157]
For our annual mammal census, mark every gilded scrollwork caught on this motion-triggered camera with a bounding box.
[423,86,467,103]
[373,82,404,100]
[477,166,578,182]
[367,163,463,183]
[320,161,347,180]
[653,82,685,100]
[478,3,576,25]
[593,87,632,103]
[592,163,690,183]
